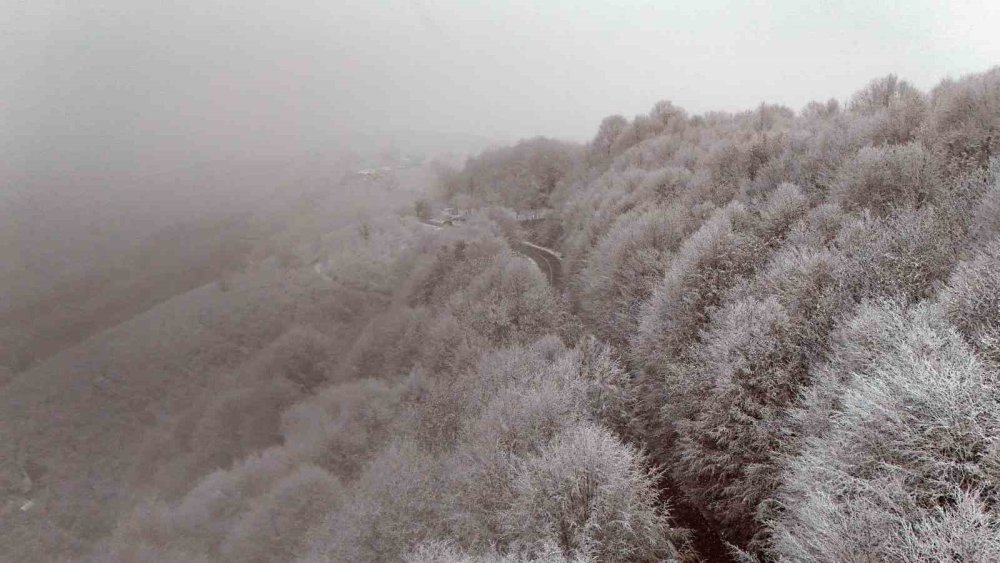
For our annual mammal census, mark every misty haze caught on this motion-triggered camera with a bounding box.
[2,1,1000,561]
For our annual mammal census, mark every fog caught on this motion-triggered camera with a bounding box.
[5,1,998,157]
[2,0,997,377]
[4,1,1000,560]
[2,0,996,380]
[0,3,983,163]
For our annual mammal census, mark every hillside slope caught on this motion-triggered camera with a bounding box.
[0,258,381,559]
[4,68,999,562]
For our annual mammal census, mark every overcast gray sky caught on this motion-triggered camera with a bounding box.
[3,0,999,162]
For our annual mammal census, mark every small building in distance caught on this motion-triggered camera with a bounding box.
[440,207,467,225]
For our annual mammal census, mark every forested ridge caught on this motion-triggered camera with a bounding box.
[5,67,1000,562]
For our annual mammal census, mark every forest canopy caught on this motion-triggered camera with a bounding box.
[4,67,1000,562]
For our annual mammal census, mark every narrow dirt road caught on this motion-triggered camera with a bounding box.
[512,240,562,288]
[418,217,563,288]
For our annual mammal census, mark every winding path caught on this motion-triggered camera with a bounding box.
[511,240,562,288]
[417,216,563,288]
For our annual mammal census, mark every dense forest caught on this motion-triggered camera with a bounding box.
[3,67,1000,561]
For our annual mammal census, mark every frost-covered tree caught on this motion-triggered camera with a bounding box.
[630,203,764,448]
[590,115,629,162]
[672,245,840,542]
[106,447,299,557]
[631,185,809,453]
[188,379,300,471]
[970,160,1000,244]
[441,337,635,552]
[341,306,432,380]
[300,439,446,562]
[848,74,927,144]
[444,138,580,209]
[405,539,585,563]
[445,366,584,550]
[830,142,942,216]
[279,376,415,478]
[503,424,685,562]
[559,167,660,281]
[578,204,694,347]
[939,240,1000,366]
[220,466,343,562]
[921,66,1000,164]
[770,302,1000,562]
[832,207,960,303]
[448,251,562,346]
